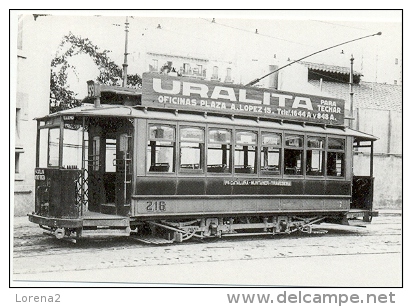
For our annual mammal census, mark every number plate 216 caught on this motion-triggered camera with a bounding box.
[146,201,166,212]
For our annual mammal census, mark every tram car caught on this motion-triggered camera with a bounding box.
[28,72,378,242]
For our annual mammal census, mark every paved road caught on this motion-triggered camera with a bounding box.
[12,211,402,287]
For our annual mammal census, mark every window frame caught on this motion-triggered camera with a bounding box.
[178,125,206,174]
[283,133,304,177]
[144,120,350,181]
[305,134,326,178]
[260,130,282,176]
[234,129,258,175]
[326,136,346,179]
[37,123,61,169]
[206,127,233,175]
[146,123,177,174]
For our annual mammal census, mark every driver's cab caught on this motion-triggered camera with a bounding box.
[34,113,133,219]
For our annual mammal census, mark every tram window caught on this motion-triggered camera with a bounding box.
[285,134,303,147]
[327,152,345,177]
[261,133,281,175]
[38,128,48,168]
[328,138,345,150]
[105,140,116,172]
[48,128,60,167]
[327,138,345,177]
[91,136,100,171]
[284,134,303,175]
[235,131,257,174]
[179,127,205,172]
[207,128,231,173]
[147,125,175,173]
[62,127,84,169]
[306,136,325,176]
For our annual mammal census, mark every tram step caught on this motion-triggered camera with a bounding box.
[132,236,174,245]
[221,232,274,237]
[81,228,131,237]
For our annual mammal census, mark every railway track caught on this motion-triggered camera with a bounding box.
[13,215,401,276]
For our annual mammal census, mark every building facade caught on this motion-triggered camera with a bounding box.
[14,15,51,216]
[299,62,402,209]
[141,51,236,84]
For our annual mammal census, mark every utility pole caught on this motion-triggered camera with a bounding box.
[122,16,129,87]
[349,55,354,129]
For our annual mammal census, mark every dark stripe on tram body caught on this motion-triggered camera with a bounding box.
[135,177,351,197]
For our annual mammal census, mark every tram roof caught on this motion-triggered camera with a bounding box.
[39,104,377,142]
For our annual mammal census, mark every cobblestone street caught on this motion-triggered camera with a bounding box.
[12,211,402,287]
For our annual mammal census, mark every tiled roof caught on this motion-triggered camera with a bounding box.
[308,80,402,112]
[300,61,363,76]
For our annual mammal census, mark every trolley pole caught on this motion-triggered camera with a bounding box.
[122,16,129,87]
[246,32,381,86]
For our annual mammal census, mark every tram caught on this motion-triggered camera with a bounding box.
[28,72,378,242]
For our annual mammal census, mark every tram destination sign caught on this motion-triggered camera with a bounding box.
[142,72,345,126]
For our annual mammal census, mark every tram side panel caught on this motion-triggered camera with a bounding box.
[34,168,81,218]
[131,118,353,221]
[131,176,351,219]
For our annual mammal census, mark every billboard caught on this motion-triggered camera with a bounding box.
[141,72,345,126]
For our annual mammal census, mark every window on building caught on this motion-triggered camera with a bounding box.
[235,131,257,174]
[394,80,397,85]
[284,134,303,175]
[183,63,191,74]
[152,59,158,70]
[261,132,281,175]
[327,137,345,177]
[306,136,325,176]
[147,125,175,173]
[225,67,232,82]
[207,128,231,173]
[179,126,204,172]
[15,152,20,174]
[16,108,21,139]
[196,64,203,76]
[17,15,23,50]
[212,66,219,79]
[395,58,398,65]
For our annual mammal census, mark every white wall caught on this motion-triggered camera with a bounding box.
[13,14,54,215]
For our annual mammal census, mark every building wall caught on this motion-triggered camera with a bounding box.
[354,154,402,209]
[14,15,52,216]
[304,69,402,210]
[356,108,402,155]
[141,52,236,84]
[353,107,402,209]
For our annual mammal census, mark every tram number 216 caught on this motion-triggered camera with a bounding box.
[146,201,167,212]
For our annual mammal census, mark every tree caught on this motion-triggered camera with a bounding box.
[50,32,142,113]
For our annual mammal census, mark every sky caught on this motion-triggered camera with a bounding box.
[15,10,402,98]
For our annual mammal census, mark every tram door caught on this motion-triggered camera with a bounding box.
[351,139,375,220]
[88,119,132,216]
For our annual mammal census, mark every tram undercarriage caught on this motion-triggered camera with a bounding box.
[30,206,377,244]
[135,215,330,243]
